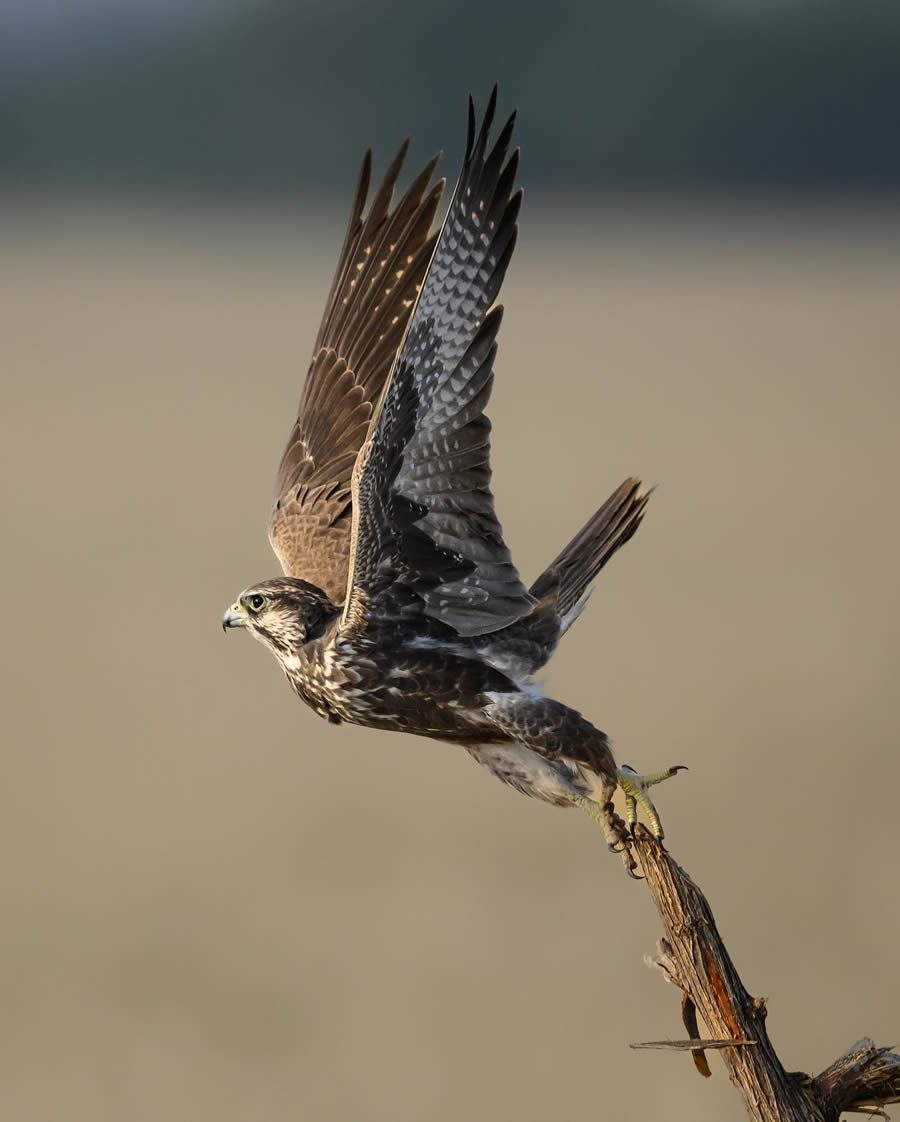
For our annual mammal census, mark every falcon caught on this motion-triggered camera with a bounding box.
[223,89,681,875]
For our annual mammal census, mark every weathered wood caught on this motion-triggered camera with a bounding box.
[630,1039,757,1052]
[631,828,900,1121]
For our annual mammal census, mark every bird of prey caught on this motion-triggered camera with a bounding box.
[223,89,681,875]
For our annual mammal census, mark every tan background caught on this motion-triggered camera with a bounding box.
[2,199,899,1120]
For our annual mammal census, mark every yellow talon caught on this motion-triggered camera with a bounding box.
[616,764,686,842]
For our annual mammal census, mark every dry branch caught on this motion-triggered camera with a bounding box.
[628,828,900,1121]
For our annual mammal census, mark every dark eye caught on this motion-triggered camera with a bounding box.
[248,594,265,612]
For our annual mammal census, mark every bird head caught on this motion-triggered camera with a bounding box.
[222,578,338,655]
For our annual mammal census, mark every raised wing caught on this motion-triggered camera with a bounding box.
[341,89,535,639]
[268,144,444,602]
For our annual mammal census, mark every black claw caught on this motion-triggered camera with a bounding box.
[608,841,624,854]
[627,865,645,881]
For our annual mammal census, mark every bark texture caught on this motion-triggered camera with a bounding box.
[631,829,900,1121]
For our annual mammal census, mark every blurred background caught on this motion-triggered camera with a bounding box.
[3,1,899,1119]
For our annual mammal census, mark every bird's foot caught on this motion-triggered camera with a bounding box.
[616,763,686,843]
[569,793,642,878]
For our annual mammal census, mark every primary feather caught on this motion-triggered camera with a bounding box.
[269,142,444,602]
[342,88,534,639]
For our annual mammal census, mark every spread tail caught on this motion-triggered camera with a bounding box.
[530,477,651,634]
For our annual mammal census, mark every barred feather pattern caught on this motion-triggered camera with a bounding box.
[342,88,535,639]
[269,142,444,601]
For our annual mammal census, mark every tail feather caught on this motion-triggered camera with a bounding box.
[530,477,651,631]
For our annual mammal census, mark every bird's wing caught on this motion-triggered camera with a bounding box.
[268,144,444,603]
[340,89,535,640]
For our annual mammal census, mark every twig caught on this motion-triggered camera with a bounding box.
[630,827,900,1121]
[630,1039,757,1051]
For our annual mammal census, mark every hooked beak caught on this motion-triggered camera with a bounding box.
[222,602,245,632]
